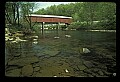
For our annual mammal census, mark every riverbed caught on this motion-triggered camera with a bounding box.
[5,30,116,77]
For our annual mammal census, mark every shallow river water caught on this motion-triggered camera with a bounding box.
[5,30,116,77]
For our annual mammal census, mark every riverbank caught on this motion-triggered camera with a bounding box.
[86,30,116,32]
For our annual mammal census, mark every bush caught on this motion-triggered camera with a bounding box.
[94,20,116,30]
[68,22,92,30]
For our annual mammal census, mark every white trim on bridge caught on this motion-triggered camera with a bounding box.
[26,14,72,19]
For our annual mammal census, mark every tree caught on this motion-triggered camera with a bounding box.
[5,2,15,25]
[5,2,21,27]
[34,2,116,30]
[20,2,35,29]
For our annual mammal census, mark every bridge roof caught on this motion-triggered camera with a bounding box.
[26,14,72,19]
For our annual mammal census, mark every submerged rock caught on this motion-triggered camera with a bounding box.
[22,64,33,77]
[5,68,21,77]
[14,54,21,57]
[5,65,19,72]
[77,65,87,71]
[8,56,39,66]
[43,50,59,56]
[83,61,95,68]
[34,66,40,72]
[98,70,104,76]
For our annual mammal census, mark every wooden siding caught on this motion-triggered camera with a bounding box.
[29,16,72,24]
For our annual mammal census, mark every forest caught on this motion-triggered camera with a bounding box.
[5,2,116,33]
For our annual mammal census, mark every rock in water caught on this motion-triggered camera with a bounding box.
[22,65,33,77]
[5,37,10,41]
[83,48,90,53]
[32,36,38,38]
[53,76,57,77]
[33,41,38,44]
[33,39,37,41]
[65,69,69,73]
[113,73,116,76]
[15,37,21,41]
[19,39,27,42]
[65,35,71,38]
[11,41,18,43]
[54,36,60,39]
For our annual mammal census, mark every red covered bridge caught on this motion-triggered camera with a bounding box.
[26,14,72,24]
[26,14,72,36]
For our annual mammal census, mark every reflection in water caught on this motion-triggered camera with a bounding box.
[5,31,116,77]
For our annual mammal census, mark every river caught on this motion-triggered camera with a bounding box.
[5,30,116,77]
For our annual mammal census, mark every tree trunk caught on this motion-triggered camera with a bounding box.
[17,3,19,27]
[12,3,16,24]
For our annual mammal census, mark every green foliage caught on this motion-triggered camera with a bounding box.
[5,2,116,31]
[33,2,116,30]
[32,24,41,33]
[68,22,91,30]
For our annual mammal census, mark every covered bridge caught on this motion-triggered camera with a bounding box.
[26,14,72,24]
[26,14,72,36]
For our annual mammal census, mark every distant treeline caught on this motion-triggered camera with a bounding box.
[34,2,116,30]
[5,2,116,31]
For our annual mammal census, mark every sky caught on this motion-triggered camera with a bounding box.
[34,2,76,12]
